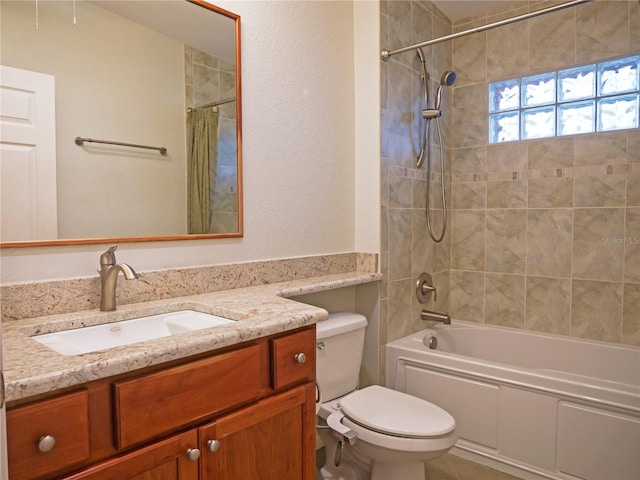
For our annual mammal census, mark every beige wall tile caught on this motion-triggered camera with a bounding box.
[625,207,640,282]
[412,209,435,274]
[389,174,413,208]
[412,175,426,208]
[485,273,525,328]
[574,131,628,167]
[432,13,453,81]
[388,208,412,280]
[631,0,640,51]
[432,270,451,309]
[622,282,640,346]
[453,32,487,86]
[487,141,528,172]
[528,9,575,71]
[412,1,433,48]
[487,180,526,208]
[453,181,486,209]
[487,22,528,81]
[450,270,484,322]
[387,62,414,139]
[388,279,413,342]
[574,174,626,207]
[628,174,640,206]
[486,209,526,274]
[452,146,487,175]
[629,129,640,163]
[433,212,452,272]
[525,276,571,335]
[528,177,573,208]
[528,137,574,170]
[573,208,625,281]
[527,209,573,277]
[452,83,487,148]
[388,1,413,56]
[388,130,414,169]
[576,0,629,63]
[452,210,486,270]
[571,279,623,342]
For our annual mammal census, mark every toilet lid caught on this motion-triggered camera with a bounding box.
[339,385,455,438]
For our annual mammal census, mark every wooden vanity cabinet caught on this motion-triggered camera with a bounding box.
[6,325,316,480]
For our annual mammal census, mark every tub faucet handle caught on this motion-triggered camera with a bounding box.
[416,272,437,304]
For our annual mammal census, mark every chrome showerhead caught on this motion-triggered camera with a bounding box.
[441,70,457,87]
[434,70,456,112]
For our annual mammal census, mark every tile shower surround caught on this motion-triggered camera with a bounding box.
[449,0,639,346]
[380,0,640,372]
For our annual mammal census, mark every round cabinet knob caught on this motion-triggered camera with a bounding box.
[186,448,201,462]
[294,352,306,364]
[207,439,220,452]
[37,435,56,453]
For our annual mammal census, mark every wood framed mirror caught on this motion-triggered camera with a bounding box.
[0,0,242,248]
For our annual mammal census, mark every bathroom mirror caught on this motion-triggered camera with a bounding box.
[0,0,242,247]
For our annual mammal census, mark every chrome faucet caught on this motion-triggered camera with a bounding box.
[98,246,138,311]
[420,309,451,325]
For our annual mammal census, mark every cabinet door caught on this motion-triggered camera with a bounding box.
[61,430,199,480]
[7,389,90,480]
[199,383,316,480]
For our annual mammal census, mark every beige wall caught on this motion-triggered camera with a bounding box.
[449,0,639,346]
[1,1,379,284]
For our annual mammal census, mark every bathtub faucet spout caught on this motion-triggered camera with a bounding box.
[421,309,451,325]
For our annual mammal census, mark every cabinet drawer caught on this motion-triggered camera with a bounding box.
[114,344,263,449]
[7,389,90,480]
[270,327,316,390]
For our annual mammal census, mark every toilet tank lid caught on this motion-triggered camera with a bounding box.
[316,312,368,340]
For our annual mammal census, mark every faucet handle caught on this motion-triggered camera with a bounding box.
[100,246,118,266]
[416,272,437,304]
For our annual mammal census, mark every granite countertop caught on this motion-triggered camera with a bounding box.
[2,271,381,403]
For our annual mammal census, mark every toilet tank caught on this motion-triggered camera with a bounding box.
[316,312,368,402]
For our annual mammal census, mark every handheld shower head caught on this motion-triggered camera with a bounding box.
[434,70,457,112]
[441,70,457,87]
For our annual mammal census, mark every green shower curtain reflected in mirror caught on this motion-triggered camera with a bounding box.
[187,107,219,234]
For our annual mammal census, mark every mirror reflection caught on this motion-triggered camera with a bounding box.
[0,0,242,246]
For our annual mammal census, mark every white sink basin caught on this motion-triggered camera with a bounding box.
[32,310,235,356]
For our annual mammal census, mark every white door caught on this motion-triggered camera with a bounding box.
[0,65,57,241]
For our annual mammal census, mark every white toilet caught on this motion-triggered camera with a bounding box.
[316,312,456,480]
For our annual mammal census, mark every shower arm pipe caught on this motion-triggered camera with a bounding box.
[381,0,594,60]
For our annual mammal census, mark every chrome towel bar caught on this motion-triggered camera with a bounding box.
[75,137,167,155]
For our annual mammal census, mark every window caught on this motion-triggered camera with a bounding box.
[488,55,639,143]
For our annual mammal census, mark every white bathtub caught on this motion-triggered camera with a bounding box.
[386,321,640,480]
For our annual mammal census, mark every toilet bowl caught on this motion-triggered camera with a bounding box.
[318,386,456,480]
[316,313,457,480]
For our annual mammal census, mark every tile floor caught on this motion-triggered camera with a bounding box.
[426,454,523,480]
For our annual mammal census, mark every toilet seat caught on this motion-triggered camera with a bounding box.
[339,385,455,439]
